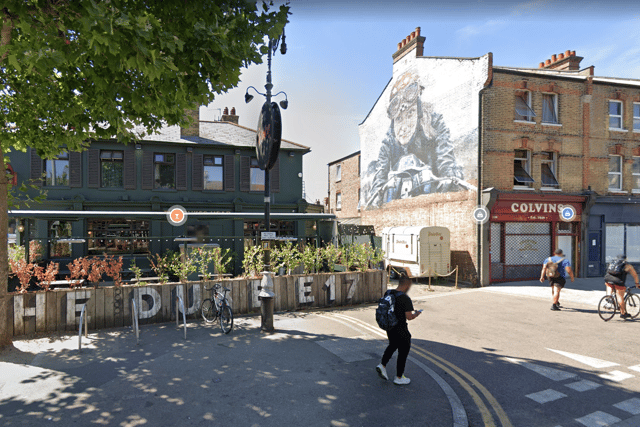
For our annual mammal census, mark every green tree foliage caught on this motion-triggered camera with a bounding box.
[0,1,289,346]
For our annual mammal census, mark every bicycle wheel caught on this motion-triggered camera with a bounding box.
[625,294,640,319]
[598,295,617,322]
[201,299,216,323]
[219,304,233,334]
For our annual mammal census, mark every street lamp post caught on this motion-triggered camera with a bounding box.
[245,30,288,333]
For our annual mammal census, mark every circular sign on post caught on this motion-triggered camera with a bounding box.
[256,101,282,171]
[560,205,576,222]
[471,206,490,225]
[167,205,187,226]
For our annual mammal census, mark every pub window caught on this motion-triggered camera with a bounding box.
[45,152,69,187]
[154,153,175,189]
[608,155,623,191]
[336,164,342,182]
[515,90,535,122]
[634,103,640,132]
[540,152,559,188]
[250,157,264,192]
[514,149,534,188]
[336,192,342,210]
[87,219,150,255]
[605,224,640,263]
[609,100,623,130]
[542,93,558,124]
[633,157,640,192]
[101,150,124,188]
[49,220,73,258]
[203,155,224,191]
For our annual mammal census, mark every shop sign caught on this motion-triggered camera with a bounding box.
[492,200,582,222]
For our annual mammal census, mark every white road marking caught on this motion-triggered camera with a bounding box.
[547,349,619,369]
[525,389,567,404]
[599,370,635,382]
[628,364,640,373]
[564,379,601,392]
[575,411,621,427]
[613,397,640,415]
[503,357,578,381]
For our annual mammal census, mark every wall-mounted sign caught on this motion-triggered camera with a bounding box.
[261,231,276,240]
[491,195,586,222]
[560,205,576,222]
[256,101,282,171]
[167,205,187,226]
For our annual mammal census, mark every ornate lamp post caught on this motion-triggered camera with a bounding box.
[245,30,288,332]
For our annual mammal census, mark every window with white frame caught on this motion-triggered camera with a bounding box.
[514,149,534,188]
[540,151,559,188]
[542,93,558,124]
[633,157,640,191]
[609,100,623,129]
[634,103,640,132]
[336,192,342,210]
[515,91,535,122]
[609,155,623,191]
[336,164,342,182]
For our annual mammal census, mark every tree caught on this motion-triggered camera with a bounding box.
[0,0,289,346]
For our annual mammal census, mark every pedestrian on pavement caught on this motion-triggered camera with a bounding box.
[376,276,421,385]
[604,255,640,320]
[540,248,574,311]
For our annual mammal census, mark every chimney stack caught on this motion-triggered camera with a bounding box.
[392,27,425,64]
[181,107,200,138]
[221,106,239,124]
[538,50,583,71]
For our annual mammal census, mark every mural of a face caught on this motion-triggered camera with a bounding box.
[393,103,418,146]
[388,73,421,146]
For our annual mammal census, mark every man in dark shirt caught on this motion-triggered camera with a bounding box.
[376,276,421,385]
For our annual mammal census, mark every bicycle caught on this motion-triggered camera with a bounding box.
[201,283,233,334]
[598,286,640,321]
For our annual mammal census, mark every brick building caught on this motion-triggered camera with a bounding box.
[359,27,640,285]
[327,151,361,221]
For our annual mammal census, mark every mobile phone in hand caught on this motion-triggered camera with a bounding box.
[416,309,423,313]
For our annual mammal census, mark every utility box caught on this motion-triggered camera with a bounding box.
[381,226,450,278]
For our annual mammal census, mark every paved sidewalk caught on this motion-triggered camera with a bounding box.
[1,313,457,427]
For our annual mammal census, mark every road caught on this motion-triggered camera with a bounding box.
[1,280,639,427]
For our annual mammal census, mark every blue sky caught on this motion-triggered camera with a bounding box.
[205,0,640,202]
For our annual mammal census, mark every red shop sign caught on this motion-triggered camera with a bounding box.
[491,197,584,222]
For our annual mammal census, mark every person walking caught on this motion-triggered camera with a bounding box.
[604,255,640,319]
[540,248,574,311]
[376,276,421,385]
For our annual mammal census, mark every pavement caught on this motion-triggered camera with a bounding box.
[1,276,639,427]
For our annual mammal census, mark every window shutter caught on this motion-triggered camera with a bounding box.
[240,156,250,192]
[123,149,137,190]
[141,150,154,190]
[30,149,42,186]
[87,149,100,188]
[192,153,203,191]
[270,157,280,193]
[176,153,187,191]
[224,155,235,192]
[69,152,82,188]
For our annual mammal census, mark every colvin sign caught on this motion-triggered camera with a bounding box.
[491,197,585,222]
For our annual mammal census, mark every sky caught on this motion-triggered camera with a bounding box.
[203,0,640,203]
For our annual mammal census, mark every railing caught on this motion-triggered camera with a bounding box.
[78,303,88,351]
[131,298,140,345]
[176,295,187,340]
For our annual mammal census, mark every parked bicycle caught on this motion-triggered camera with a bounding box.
[598,287,640,321]
[201,283,233,334]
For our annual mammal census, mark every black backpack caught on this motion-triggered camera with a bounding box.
[375,290,402,331]
[607,258,627,277]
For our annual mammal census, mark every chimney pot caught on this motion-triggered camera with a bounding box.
[398,42,402,50]
[411,31,416,39]
[571,50,576,56]
[406,36,411,43]
[539,62,545,68]
[558,53,564,59]
[230,107,236,115]
[415,27,421,37]
[551,54,557,62]
[223,107,229,115]
[565,50,571,56]
[545,59,551,66]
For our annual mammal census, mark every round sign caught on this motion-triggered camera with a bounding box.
[256,101,282,171]
[472,206,490,225]
[560,205,576,222]
[167,205,187,226]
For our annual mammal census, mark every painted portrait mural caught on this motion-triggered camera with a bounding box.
[360,55,490,210]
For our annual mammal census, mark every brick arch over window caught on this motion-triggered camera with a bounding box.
[609,144,626,156]
[539,82,559,93]
[612,90,628,101]
[541,138,562,152]
[633,146,640,157]
[512,137,534,150]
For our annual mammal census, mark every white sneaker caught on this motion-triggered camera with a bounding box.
[376,364,389,381]
[394,375,411,385]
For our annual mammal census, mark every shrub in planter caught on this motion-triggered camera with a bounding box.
[168,251,197,284]
[35,262,59,291]
[149,252,172,285]
[9,259,38,293]
[193,246,216,281]
[270,241,300,275]
[86,257,106,285]
[322,244,340,273]
[212,247,234,277]
[66,258,88,288]
[130,260,144,285]
[301,245,323,274]
[242,245,264,278]
[104,255,124,287]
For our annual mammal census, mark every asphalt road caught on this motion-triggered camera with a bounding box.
[1,281,639,427]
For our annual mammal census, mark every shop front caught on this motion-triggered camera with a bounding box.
[489,193,586,282]
[587,197,640,277]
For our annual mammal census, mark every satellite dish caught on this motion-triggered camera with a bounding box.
[256,101,282,171]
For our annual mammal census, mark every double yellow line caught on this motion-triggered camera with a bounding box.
[326,313,512,427]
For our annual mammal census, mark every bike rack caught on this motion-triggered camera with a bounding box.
[176,295,187,340]
[78,303,88,351]
[131,298,140,345]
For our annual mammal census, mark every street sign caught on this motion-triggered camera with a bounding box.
[560,205,576,222]
[167,205,187,226]
[256,101,282,171]
[261,231,276,240]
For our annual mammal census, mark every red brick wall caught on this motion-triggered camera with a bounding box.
[328,153,361,218]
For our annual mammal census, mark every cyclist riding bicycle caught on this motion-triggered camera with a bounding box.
[604,254,640,319]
